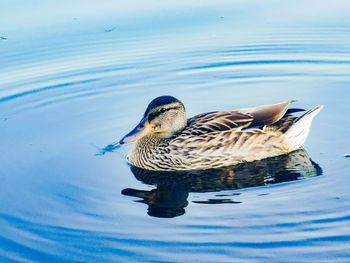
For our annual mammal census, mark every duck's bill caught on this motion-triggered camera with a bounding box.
[119,118,155,144]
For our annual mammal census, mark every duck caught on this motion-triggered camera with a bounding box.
[119,96,323,171]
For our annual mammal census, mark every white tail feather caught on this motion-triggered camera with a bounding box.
[284,105,323,150]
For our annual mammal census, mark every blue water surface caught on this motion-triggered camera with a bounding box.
[1,1,350,262]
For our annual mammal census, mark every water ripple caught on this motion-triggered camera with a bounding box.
[182,59,350,71]
[0,78,99,103]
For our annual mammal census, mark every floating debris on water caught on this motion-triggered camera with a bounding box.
[1,36,8,40]
[96,142,121,155]
[344,154,350,158]
[104,26,117,33]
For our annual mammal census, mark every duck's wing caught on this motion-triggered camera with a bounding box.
[183,100,296,136]
[239,100,296,127]
[184,111,253,136]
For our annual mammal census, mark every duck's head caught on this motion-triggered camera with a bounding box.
[120,96,187,144]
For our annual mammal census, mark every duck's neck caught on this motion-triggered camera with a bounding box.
[128,133,167,167]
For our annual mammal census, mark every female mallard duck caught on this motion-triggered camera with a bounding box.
[120,96,322,171]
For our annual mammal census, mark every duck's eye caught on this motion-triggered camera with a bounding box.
[147,108,169,122]
[159,108,167,114]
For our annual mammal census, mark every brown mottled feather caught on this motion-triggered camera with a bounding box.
[184,111,253,136]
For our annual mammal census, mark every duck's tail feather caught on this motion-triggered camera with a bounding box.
[284,105,323,150]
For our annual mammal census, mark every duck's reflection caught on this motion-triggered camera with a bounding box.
[122,148,322,218]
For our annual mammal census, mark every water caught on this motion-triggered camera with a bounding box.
[1,1,350,262]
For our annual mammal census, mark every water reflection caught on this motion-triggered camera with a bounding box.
[122,148,322,218]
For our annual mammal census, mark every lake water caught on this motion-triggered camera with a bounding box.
[1,1,350,262]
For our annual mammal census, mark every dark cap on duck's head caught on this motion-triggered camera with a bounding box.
[144,96,185,117]
[120,96,187,144]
